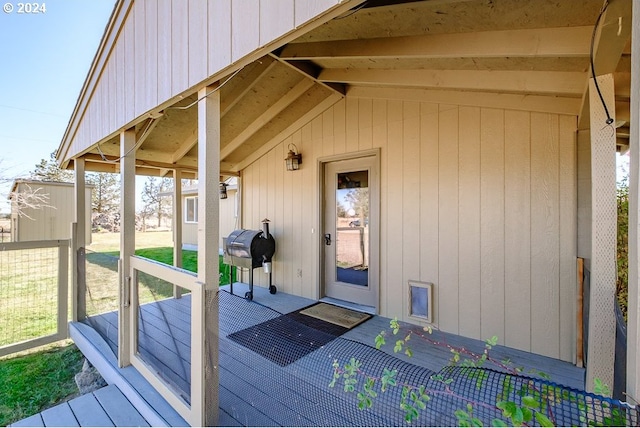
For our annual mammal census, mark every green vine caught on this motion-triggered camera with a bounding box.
[329,317,622,426]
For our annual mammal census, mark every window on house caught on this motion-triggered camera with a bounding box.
[185,196,198,223]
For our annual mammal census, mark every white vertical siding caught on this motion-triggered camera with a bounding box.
[457,106,481,339]
[241,97,577,361]
[504,110,532,351]
[65,0,344,162]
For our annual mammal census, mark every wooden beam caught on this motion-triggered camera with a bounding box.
[135,117,161,146]
[74,158,87,322]
[234,92,343,171]
[173,169,183,299]
[193,85,219,427]
[586,74,617,394]
[319,69,587,96]
[627,0,640,404]
[221,57,277,117]
[82,153,198,173]
[171,128,198,163]
[280,26,593,60]
[268,52,346,96]
[348,86,582,115]
[577,0,633,128]
[220,78,315,159]
[119,129,136,369]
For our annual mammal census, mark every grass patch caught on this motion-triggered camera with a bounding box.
[0,343,84,426]
[85,247,235,316]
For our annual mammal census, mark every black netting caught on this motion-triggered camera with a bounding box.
[218,290,638,427]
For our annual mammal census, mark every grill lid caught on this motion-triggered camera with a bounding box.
[225,229,263,259]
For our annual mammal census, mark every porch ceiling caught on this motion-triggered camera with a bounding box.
[76,0,633,177]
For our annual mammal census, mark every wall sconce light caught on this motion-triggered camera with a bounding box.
[219,182,228,199]
[285,143,302,171]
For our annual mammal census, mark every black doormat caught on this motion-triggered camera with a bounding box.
[227,304,371,366]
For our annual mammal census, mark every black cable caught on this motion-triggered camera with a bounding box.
[590,1,615,125]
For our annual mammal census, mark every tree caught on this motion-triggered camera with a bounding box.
[30,152,73,182]
[344,187,369,221]
[141,176,173,228]
[87,172,120,232]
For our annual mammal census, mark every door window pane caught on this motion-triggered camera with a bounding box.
[336,171,369,287]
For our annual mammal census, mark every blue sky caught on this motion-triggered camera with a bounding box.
[0,0,116,212]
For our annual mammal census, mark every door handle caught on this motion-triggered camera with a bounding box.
[324,233,331,245]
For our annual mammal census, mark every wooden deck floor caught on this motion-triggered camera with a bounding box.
[10,385,149,427]
[20,283,586,426]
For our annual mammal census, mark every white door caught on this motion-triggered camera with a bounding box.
[323,155,379,308]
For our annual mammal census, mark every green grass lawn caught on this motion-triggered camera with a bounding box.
[0,343,84,426]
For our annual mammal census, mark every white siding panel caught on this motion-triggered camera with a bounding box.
[403,102,421,319]
[358,98,373,151]
[301,122,316,299]
[419,103,439,326]
[188,0,208,87]
[559,115,577,362]
[145,0,158,110]
[438,105,459,333]
[385,100,404,316]
[157,0,172,103]
[115,36,125,127]
[322,107,335,157]
[480,108,505,344]
[208,0,232,75]
[504,110,532,352]
[294,0,339,27]
[345,97,359,154]
[458,106,481,339]
[171,0,189,95]
[260,0,295,46]
[290,130,304,296]
[531,113,561,359]
[372,100,388,314]
[123,14,135,121]
[333,99,347,154]
[133,1,147,117]
[274,142,285,295]
[282,136,294,295]
[107,53,116,133]
[231,0,260,62]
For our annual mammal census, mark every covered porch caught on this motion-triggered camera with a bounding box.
[71,283,592,427]
[54,0,640,425]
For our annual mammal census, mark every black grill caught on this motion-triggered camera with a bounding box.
[223,219,276,301]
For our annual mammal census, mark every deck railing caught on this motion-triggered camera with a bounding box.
[0,240,70,357]
[129,255,202,425]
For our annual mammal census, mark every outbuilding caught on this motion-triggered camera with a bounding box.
[9,179,92,243]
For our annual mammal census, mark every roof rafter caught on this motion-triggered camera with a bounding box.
[319,69,587,96]
[221,57,278,117]
[279,26,593,60]
[220,78,315,160]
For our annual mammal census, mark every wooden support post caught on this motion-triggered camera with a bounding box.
[586,74,617,394]
[576,258,584,368]
[119,129,136,368]
[74,158,87,322]
[192,85,220,427]
[626,0,640,404]
[173,169,183,299]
